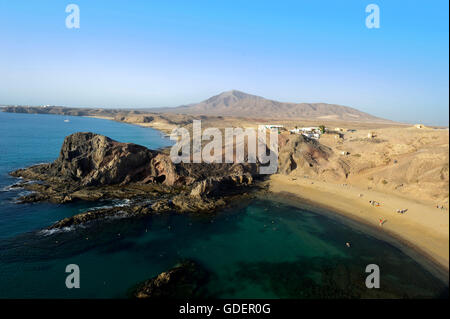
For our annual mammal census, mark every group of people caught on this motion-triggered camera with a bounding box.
[369,201,385,226]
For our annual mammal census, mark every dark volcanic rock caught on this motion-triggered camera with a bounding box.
[190,174,253,197]
[131,260,209,298]
[47,132,157,186]
[48,206,133,229]
[11,132,260,228]
[10,132,184,202]
[46,193,230,230]
[276,134,350,179]
[11,132,258,191]
[172,194,225,213]
[10,132,187,188]
[277,134,332,175]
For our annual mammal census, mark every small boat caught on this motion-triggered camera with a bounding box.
[64,119,70,122]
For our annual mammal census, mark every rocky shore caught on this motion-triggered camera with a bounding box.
[10,132,259,230]
[131,260,210,298]
[9,127,344,232]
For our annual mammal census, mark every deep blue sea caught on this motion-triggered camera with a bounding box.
[0,112,447,298]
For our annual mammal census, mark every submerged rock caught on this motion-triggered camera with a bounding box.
[172,194,225,213]
[131,260,209,298]
[47,206,134,229]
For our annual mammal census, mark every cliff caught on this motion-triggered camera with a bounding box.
[10,132,258,228]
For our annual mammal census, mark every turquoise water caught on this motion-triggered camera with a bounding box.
[0,112,172,238]
[0,112,447,298]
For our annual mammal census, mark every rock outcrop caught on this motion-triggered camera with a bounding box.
[277,134,348,179]
[12,132,258,189]
[277,134,332,175]
[131,260,209,298]
[190,174,253,197]
[12,132,161,187]
[56,132,159,186]
[11,132,259,229]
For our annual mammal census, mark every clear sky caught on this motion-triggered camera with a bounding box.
[0,0,448,125]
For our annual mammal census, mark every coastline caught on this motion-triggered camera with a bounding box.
[266,174,449,283]
[45,113,450,283]
[86,113,450,281]
[1,110,448,297]
[82,115,174,152]
[83,115,177,135]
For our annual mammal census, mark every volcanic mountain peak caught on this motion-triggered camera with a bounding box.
[160,90,386,122]
[201,90,262,107]
[137,90,390,123]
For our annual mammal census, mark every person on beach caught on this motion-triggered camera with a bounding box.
[370,200,381,207]
[379,219,384,226]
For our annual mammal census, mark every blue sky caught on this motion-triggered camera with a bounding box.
[0,1,448,125]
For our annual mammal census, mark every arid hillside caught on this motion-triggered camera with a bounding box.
[2,105,447,205]
[278,125,449,205]
[150,90,392,122]
[3,90,393,123]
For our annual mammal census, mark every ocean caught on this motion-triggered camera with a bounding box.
[0,111,447,298]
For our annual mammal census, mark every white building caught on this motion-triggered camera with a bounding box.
[290,127,321,140]
[265,125,284,130]
[265,125,284,132]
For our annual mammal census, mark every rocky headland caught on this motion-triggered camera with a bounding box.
[9,128,369,231]
[10,132,258,230]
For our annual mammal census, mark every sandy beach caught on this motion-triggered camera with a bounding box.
[267,174,449,277]
[84,113,449,279]
[84,115,178,135]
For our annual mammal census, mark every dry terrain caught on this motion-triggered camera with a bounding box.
[119,113,449,271]
[2,94,449,273]
[149,90,391,122]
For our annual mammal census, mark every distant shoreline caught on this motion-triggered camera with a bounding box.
[82,115,177,135]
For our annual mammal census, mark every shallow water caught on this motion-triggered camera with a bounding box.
[0,112,447,298]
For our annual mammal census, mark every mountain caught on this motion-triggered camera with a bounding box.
[152,90,389,122]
